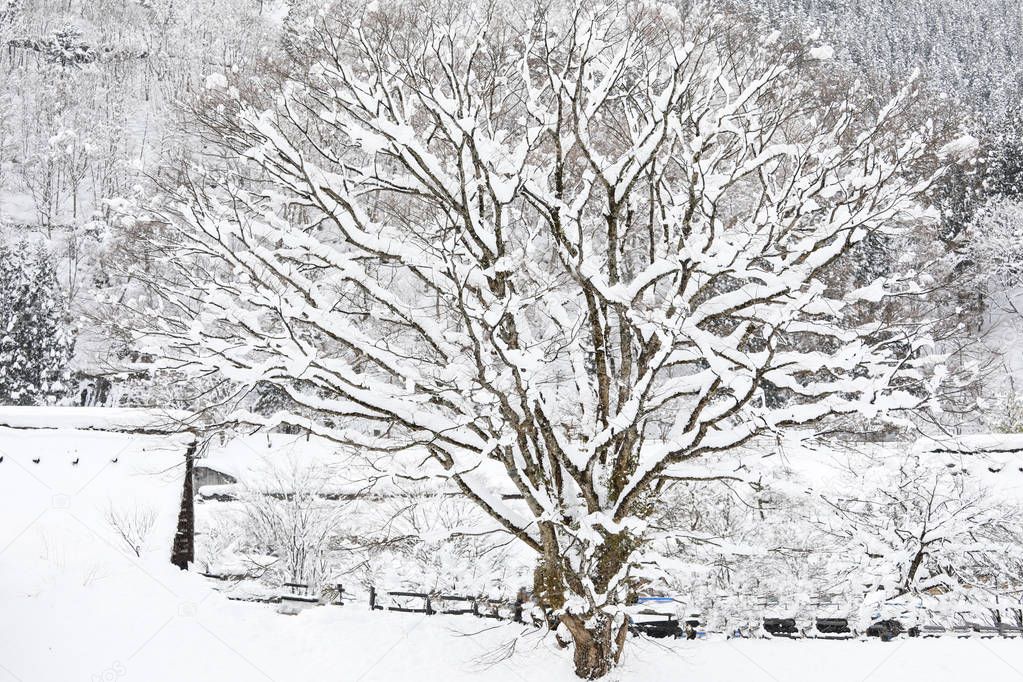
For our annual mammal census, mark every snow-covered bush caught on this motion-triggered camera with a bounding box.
[653,468,838,627]
[822,453,1023,626]
[355,489,530,598]
[232,458,347,588]
[194,517,241,575]
[655,445,1023,630]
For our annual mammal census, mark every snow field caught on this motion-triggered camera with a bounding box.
[3,424,1023,681]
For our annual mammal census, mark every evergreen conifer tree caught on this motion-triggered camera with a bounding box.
[0,242,75,405]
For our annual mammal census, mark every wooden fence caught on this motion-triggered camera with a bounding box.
[368,586,526,623]
[222,579,1023,640]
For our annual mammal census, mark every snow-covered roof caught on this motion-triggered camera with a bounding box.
[198,432,448,497]
[0,406,193,433]
[0,423,192,566]
[913,433,1023,454]
[199,432,348,482]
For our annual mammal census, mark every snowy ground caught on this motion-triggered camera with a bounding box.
[6,569,1023,682]
[3,418,1023,681]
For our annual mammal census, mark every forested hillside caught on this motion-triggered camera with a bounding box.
[0,0,288,403]
[3,0,1022,413]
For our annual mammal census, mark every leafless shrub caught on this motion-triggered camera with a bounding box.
[105,503,157,558]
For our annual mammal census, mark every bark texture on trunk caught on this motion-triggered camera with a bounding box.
[533,528,634,678]
[561,613,628,679]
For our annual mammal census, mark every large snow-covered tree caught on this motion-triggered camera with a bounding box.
[126,1,954,676]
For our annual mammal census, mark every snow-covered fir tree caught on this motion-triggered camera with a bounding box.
[0,241,76,405]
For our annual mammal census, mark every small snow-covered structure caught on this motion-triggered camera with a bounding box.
[192,463,237,490]
[194,432,364,501]
[0,406,193,433]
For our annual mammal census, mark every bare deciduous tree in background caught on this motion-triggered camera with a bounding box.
[237,458,346,587]
[125,1,957,676]
[822,454,1023,618]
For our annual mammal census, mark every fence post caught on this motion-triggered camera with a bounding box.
[513,597,523,623]
[336,583,344,606]
[426,595,434,615]
[369,585,376,611]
